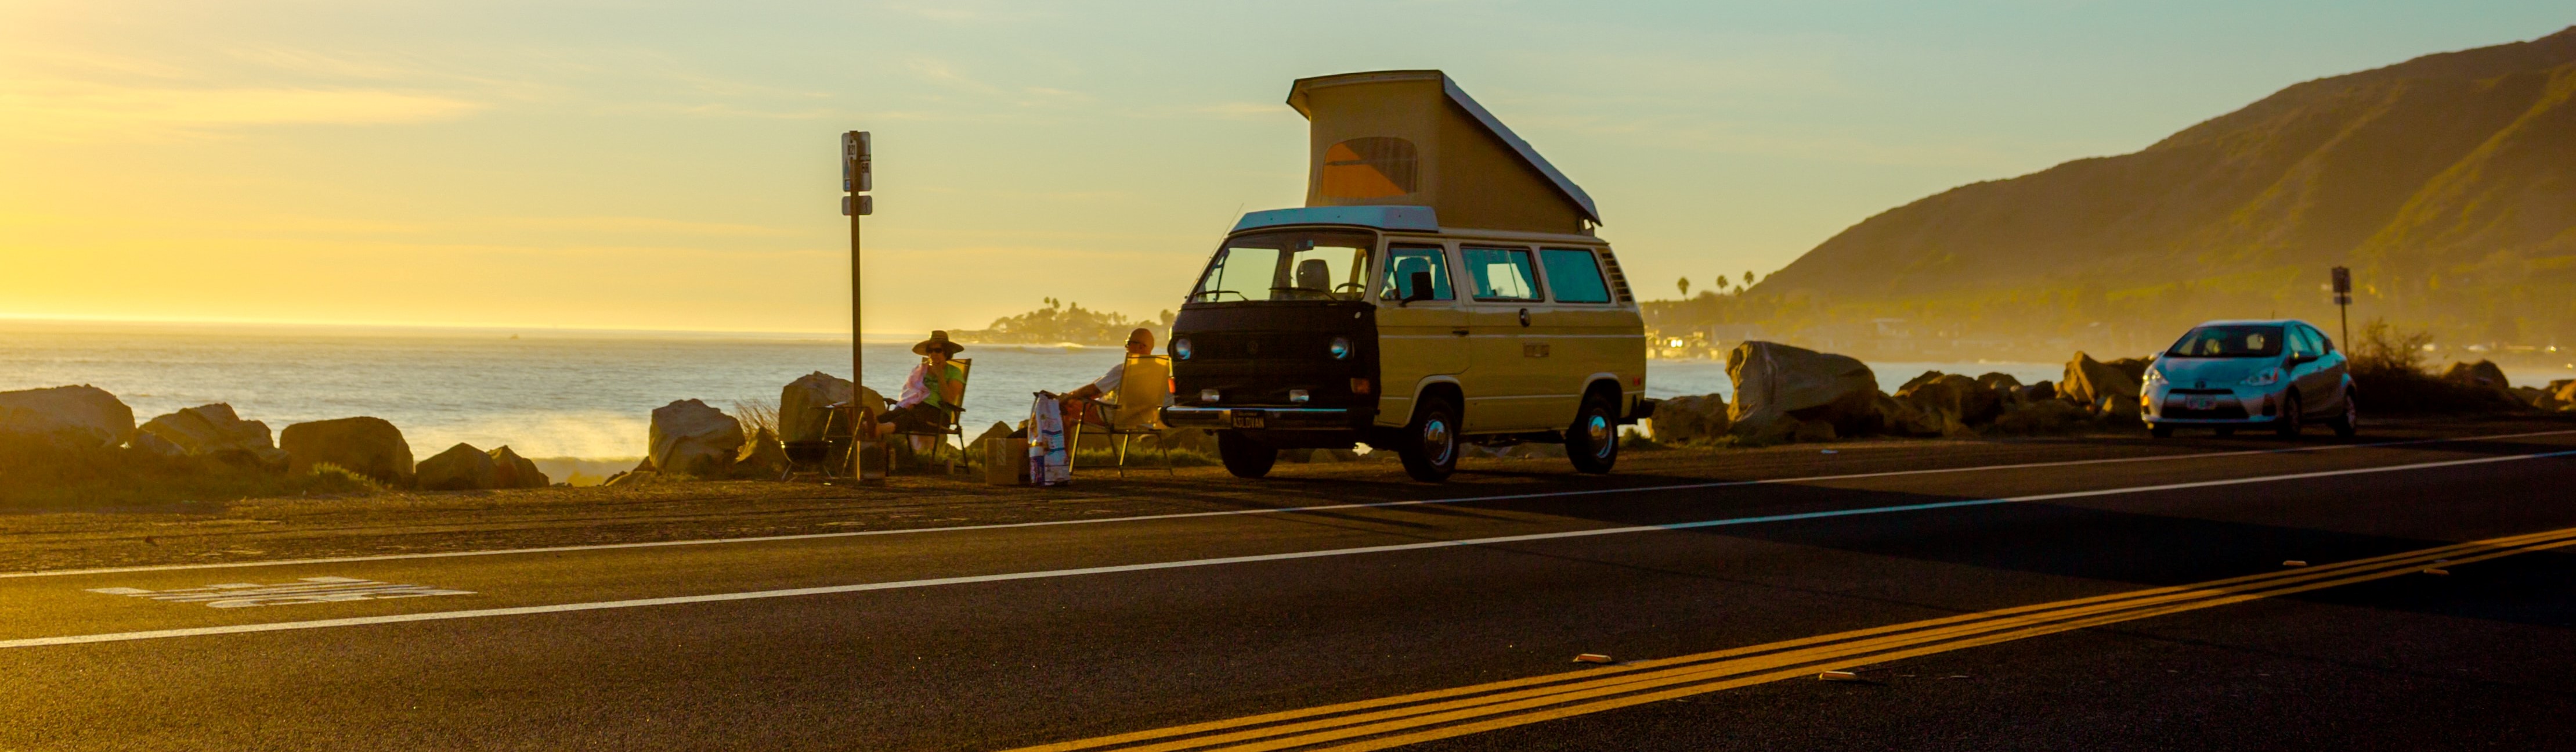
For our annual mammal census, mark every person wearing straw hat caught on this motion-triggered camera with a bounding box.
[872,330,966,438]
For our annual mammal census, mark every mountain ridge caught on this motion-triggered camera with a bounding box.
[1747,26,2576,347]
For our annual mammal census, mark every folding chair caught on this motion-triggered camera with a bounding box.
[1072,354,1173,476]
[880,357,972,474]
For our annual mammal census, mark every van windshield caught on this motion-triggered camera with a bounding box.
[1191,229,1375,303]
[2166,325,2285,358]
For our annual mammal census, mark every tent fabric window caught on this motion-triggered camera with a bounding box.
[1538,249,1612,304]
[1318,137,1418,200]
[1463,247,1542,301]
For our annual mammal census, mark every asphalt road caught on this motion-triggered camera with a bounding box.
[5,419,2574,751]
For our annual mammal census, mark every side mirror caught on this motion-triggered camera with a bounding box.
[1400,271,1435,305]
[2288,354,2318,366]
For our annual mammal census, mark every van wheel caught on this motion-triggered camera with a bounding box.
[1216,431,1276,478]
[2275,395,2303,438]
[2149,424,2172,438]
[2327,390,2358,438]
[1566,393,1618,474]
[1399,394,1460,482]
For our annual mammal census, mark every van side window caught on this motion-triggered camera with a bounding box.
[1538,249,1612,304]
[1379,245,1454,302]
[1463,247,1542,301]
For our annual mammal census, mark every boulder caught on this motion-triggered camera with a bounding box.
[2438,360,2512,390]
[969,421,1014,449]
[778,372,856,442]
[2553,379,2576,412]
[2513,386,2550,409]
[138,403,288,470]
[2014,380,2058,403]
[1725,341,1877,440]
[1791,420,1838,442]
[732,428,789,479]
[1648,394,1729,444]
[279,417,415,486]
[1992,399,2094,434]
[488,445,550,488]
[649,399,743,478]
[417,442,500,491]
[2060,352,2142,417]
[1897,370,1948,394]
[2104,358,2153,385]
[0,385,134,448]
[1871,393,1949,437]
[129,430,187,457]
[1896,373,2005,426]
[604,469,666,487]
[1975,373,2025,391]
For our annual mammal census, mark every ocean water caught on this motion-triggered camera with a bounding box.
[6,319,2566,467]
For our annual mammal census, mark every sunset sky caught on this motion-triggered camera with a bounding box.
[2,1,2567,335]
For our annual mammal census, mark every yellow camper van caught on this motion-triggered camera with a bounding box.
[1161,71,1650,482]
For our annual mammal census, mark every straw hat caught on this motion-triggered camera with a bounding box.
[912,330,964,357]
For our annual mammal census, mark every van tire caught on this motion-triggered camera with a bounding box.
[1566,393,1619,474]
[1399,394,1461,482]
[1217,431,1276,478]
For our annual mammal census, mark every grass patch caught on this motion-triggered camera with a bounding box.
[0,437,378,510]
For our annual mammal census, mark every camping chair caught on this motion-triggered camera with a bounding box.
[879,357,971,474]
[781,402,856,481]
[1072,354,1173,476]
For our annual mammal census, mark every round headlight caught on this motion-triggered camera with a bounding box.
[1329,336,1352,360]
[1172,337,1193,360]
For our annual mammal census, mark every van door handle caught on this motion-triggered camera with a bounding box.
[1518,308,1531,327]
[1451,329,1471,337]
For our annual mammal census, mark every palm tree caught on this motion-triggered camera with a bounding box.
[1676,277,1690,298]
[1742,271,1755,287]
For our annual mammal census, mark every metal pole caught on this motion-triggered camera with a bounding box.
[851,200,864,477]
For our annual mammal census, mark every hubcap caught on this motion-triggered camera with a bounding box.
[1584,415,1612,458]
[1423,417,1453,463]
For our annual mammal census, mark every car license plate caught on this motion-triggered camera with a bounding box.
[1231,411,1266,429]
[2187,397,2216,411]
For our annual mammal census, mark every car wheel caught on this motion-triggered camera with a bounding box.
[1566,393,1618,474]
[2149,424,2172,438]
[1399,394,1461,483]
[2275,394,2303,438]
[2327,390,2358,438]
[1216,430,1276,478]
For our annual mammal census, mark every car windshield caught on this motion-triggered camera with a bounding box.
[2166,325,2286,358]
[1190,229,1375,302]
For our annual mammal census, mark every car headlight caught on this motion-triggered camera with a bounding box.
[2242,368,2282,387]
[2144,368,2166,386]
[1172,337,1193,360]
[1328,336,1352,360]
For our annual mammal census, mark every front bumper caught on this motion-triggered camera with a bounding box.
[2142,384,2288,424]
[1161,406,1357,431]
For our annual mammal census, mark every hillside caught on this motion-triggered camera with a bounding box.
[1733,26,2576,354]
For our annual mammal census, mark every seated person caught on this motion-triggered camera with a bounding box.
[873,331,964,438]
[1057,328,1156,423]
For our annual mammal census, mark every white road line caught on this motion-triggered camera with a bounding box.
[6,429,2571,580]
[8,448,2570,650]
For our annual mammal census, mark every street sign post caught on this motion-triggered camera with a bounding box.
[2331,266,2352,348]
[843,131,875,481]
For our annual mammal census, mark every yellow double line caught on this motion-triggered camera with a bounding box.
[1009,524,2576,752]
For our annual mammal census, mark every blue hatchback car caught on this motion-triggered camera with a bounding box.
[2142,319,2357,438]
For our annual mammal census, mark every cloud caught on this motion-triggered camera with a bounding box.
[0,76,483,141]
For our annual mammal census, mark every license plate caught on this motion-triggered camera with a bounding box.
[2187,397,2217,411]
[1231,411,1266,429]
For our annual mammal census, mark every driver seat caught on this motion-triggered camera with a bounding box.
[1295,258,1332,292]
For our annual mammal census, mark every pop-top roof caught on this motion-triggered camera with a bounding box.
[1284,70,1600,233]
